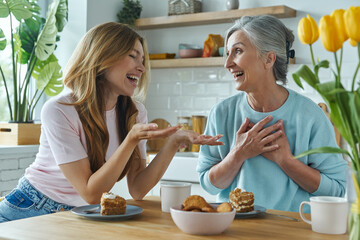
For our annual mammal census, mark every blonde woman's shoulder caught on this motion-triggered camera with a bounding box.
[133,100,148,124]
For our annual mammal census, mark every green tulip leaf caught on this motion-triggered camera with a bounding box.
[55,0,68,32]
[295,146,352,161]
[314,60,329,77]
[36,61,64,96]
[350,92,360,143]
[0,28,6,50]
[5,0,32,21]
[317,81,337,100]
[35,0,59,61]
[292,64,318,89]
[292,73,304,89]
[0,2,9,18]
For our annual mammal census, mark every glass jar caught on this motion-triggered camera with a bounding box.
[177,116,191,152]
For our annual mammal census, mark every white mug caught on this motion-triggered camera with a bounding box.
[299,196,348,234]
[160,182,191,213]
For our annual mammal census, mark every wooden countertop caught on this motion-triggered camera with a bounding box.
[0,196,348,240]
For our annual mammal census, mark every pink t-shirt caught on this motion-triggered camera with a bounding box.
[25,94,147,206]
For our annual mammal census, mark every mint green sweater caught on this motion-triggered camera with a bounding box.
[197,88,348,212]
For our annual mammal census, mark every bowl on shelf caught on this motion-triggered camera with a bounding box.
[178,49,203,58]
[170,204,236,235]
[179,43,202,50]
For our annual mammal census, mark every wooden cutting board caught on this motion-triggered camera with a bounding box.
[146,118,171,152]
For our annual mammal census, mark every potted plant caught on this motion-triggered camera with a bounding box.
[293,7,359,239]
[0,0,68,144]
[117,0,142,26]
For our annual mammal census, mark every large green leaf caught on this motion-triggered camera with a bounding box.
[295,146,353,161]
[27,0,41,15]
[32,53,57,80]
[17,15,44,63]
[292,64,318,90]
[12,0,42,63]
[0,2,10,18]
[5,0,32,21]
[36,61,64,96]
[13,33,29,64]
[55,0,68,32]
[0,28,6,50]
[35,0,59,61]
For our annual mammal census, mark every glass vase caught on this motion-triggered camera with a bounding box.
[349,200,360,239]
[348,169,360,239]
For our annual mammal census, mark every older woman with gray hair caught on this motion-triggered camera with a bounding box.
[197,15,348,212]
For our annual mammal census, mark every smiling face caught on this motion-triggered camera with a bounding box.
[104,39,146,100]
[225,30,267,92]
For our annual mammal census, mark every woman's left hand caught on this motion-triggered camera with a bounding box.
[172,129,224,146]
[261,120,293,165]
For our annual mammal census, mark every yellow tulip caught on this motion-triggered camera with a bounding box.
[349,38,358,47]
[319,15,343,52]
[344,6,360,42]
[331,9,348,44]
[297,14,319,45]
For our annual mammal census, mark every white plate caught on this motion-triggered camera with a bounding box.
[71,204,143,220]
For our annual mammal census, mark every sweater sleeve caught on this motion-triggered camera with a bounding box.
[301,105,348,197]
[197,106,226,195]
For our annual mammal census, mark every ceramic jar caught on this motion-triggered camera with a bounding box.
[226,0,239,10]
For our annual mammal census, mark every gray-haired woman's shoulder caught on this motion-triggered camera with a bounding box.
[287,88,325,115]
[210,91,246,113]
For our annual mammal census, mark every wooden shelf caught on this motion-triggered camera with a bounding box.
[150,56,295,69]
[150,57,224,69]
[141,5,296,68]
[135,5,296,30]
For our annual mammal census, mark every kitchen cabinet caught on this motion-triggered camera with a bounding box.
[134,5,297,69]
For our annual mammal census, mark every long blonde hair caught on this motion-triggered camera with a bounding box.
[63,22,150,180]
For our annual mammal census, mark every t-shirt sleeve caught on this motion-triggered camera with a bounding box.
[41,99,88,165]
[135,101,148,160]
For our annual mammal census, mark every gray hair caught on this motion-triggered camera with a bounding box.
[225,15,294,85]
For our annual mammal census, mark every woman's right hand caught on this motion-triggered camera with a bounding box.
[233,116,283,159]
[127,123,180,143]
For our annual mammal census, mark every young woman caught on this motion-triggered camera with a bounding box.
[197,15,348,212]
[0,22,223,222]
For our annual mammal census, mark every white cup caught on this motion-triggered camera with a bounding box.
[160,182,191,213]
[299,196,348,234]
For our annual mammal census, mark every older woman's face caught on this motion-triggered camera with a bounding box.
[225,30,266,92]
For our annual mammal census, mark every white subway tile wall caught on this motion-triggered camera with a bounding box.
[146,63,356,126]
[0,147,38,196]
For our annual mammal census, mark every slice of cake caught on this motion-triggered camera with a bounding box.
[229,188,254,213]
[100,192,126,215]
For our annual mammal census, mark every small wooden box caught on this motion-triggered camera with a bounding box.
[0,123,41,145]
